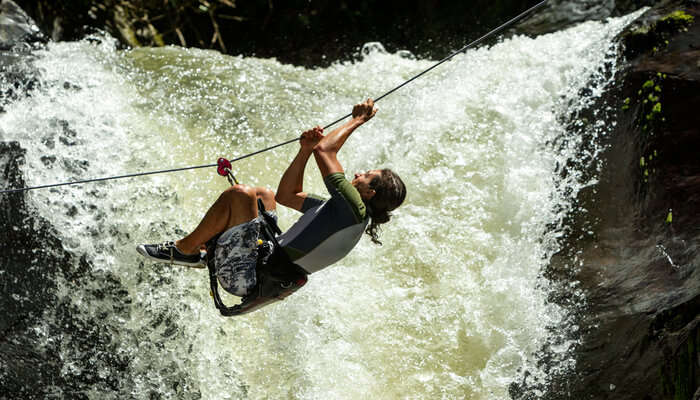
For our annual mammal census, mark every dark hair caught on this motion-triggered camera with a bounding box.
[365,168,406,245]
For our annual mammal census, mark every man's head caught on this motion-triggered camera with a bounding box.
[352,168,406,244]
[352,170,381,201]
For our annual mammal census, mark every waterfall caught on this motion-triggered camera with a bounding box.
[0,10,644,399]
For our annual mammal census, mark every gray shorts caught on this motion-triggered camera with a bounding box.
[215,211,276,296]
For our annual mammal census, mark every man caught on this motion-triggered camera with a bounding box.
[137,99,406,297]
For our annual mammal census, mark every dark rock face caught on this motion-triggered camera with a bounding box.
[518,0,660,35]
[0,0,45,114]
[0,0,44,50]
[0,142,133,397]
[580,6,700,397]
[513,3,699,399]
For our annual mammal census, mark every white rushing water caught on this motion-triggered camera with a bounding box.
[0,10,643,399]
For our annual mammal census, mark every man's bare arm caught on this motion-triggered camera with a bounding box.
[313,99,377,178]
[275,126,323,211]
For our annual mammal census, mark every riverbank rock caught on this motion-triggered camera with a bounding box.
[0,0,45,114]
[0,0,43,50]
[0,142,132,397]
[517,0,661,35]
[512,2,699,399]
[576,5,699,398]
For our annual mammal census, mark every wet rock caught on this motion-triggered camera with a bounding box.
[512,2,700,399]
[518,0,621,35]
[623,7,697,58]
[0,141,132,397]
[0,0,44,50]
[0,1,45,113]
[515,0,671,36]
[58,126,79,146]
[39,154,55,167]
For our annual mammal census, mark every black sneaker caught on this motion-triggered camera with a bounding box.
[136,241,205,268]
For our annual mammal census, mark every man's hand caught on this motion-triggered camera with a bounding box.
[352,98,377,123]
[300,126,324,151]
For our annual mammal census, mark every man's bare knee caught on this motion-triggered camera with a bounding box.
[219,185,258,209]
[218,185,258,227]
[224,184,256,198]
[255,187,276,211]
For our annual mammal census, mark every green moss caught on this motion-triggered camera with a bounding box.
[621,97,630,110]
[643,80,655,89]
[661,10,695,25]
[658,10,694,36]
[624,10,694,57]
[631,25,651,35]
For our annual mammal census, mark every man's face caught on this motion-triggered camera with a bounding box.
[352,169,381,200]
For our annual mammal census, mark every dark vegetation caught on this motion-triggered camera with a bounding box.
[10,0,635,65]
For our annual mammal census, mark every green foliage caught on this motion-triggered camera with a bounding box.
[660,10,695,26]
[623,9,695,57]
[632,74,667,184]
[621,97,631,110]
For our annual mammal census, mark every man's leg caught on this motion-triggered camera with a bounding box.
[175,185,275,254]
[256,186,277,212]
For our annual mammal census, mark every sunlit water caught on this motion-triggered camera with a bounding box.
[1,10,643,399]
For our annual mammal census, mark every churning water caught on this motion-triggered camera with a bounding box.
[1,10,643,399]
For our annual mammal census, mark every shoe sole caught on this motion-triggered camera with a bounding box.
[136,245,206,269]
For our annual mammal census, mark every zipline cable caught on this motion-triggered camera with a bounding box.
[1,0,547,195]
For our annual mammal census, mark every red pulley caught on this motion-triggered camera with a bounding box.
[216,158,232,176]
